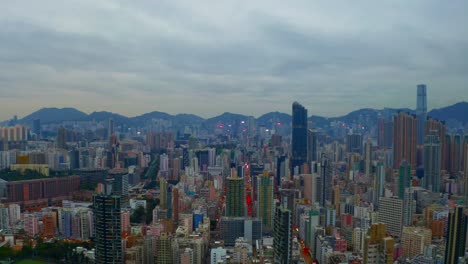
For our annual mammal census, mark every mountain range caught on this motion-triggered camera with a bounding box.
[3,102,468,131]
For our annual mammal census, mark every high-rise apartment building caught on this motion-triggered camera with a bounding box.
[363,223,394,264]
[445,206,467,264]
[291,102,308,173]
[378,197,403,238]
[401,226,432,259]
[93,194,122,264]
[273,203,292,264]
[423,132,441,192]
[393,112,417,169]
[416,84,427,145]
[398,161,411,199]
[256,175,274,229]
[307,129,318,163]
[57,127,67,149]
[226,177,245,217]
[156,232,173,263]
[425,118,446,169]
[377,119,393,148]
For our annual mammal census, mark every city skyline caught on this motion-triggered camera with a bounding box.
[1,1,468,120]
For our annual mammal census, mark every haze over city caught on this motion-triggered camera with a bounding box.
[1,1,468,120]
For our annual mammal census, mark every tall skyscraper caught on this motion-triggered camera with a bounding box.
[416,84,427,145]
[160,178,167,211]
[108,118,115,140]
[273,203,292,263]
[364,139,372,178]
[393,112,417,169]
[307,129,318,163]
[320,154,332,207]
[426,118,446,170]
[445,206,467,264]
[226,177,245,217]
[93,194,123,264]
[377,118,393,148]
[398,161,411,199]
[423,132,441,192]
[378,197,403,238]
[57,127,67,149]
[403,187,417,226]
[374,162,385,207]
[257,175,274,229]
[291,102,308,173]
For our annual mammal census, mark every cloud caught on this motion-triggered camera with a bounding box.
[0,0,467,120]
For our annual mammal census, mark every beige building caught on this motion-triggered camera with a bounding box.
[401,226,432,259]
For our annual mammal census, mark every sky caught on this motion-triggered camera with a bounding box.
[0,1,467,120]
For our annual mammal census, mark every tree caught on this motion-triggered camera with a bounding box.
[131,206,146,224]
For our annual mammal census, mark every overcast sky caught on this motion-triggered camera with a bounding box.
[1,1,467,120]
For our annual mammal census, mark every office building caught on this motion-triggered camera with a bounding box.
[416,84,427,145]
[93,194,123,264]
[291,102,308,173]
[273,203,292,263]
[393,112,417,169]
[445,206,467,264]
[226,177,245,217]
[423,132,441,192]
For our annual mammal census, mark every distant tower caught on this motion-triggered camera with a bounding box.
[416,84,427,145]
[57,127,67,149]
[320,154,332,207]
[108,118,115,139]
[445,206,467,264]
[423,132,441,192]
[33,119,41,139]
[393,112,417,169]
[365,139,372,178]
[346,134,363,154]
[93,194,122,264]
[374,162,385,207]
[226,177,245,217]
[273,203,292,263]
[291,102,308,174]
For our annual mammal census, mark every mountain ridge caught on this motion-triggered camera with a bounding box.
[4,101,468,130]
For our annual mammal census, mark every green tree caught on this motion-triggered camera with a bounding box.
[131,205,146,224]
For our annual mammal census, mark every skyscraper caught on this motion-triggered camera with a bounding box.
[307,129,318,163]
[57,127,67,149]
[226,177,245,217]
[426,118,446,170]
[393,112,417,169]
[320,154,332,207]
[273,203,292,263]
[423,132,441,192]
[398,161,411,199]
[374,162,385,207]
[108,118,115,140]
[256,174,274,229]
[416,84,427,145]
[33,119,41,139]
[445,206,467,264]
[93,194,123,264]
[156,232,173,263]
[291,102,308,173]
